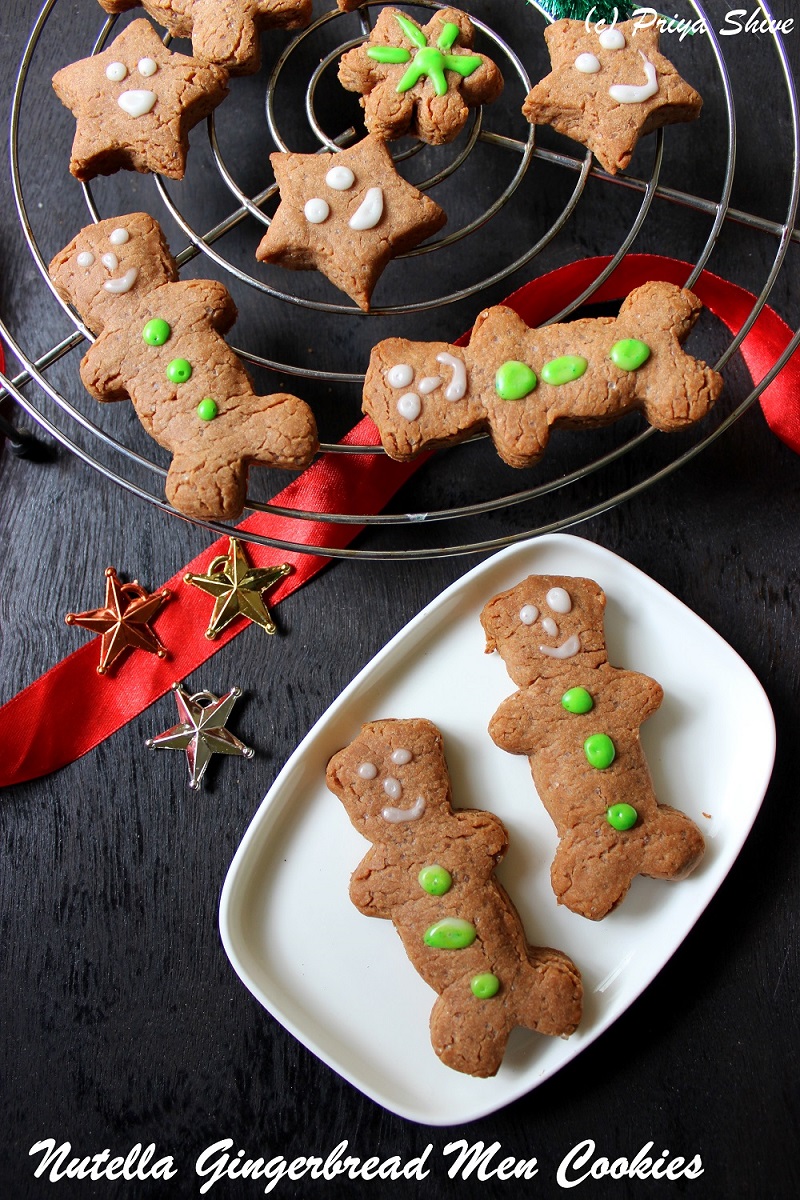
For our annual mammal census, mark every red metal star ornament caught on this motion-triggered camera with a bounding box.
[65,567,171,675]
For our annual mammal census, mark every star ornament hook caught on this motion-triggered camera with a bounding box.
[184,538,291,640]
[65,567,171,675]
[146,682,254,790]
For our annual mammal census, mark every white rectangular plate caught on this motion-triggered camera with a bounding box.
[219,534,775,1126]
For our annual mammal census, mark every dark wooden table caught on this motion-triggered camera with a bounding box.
[2,2,799,1196]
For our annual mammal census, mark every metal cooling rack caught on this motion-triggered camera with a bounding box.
[2,0,799,558]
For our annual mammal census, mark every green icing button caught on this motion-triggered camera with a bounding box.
[610,338,651,371]
[470,973,500,999]
[197,398,218,422]
[166,358,192,384]
[142,318,171,346]
[423,918,476,950]
[418,864,452,896]
[584,733,616,769]
[607,803,638,831]
[541,355,588,386]
[495,360,537,401]
[562,686,594,714]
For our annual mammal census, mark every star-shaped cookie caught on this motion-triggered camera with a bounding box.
[52,19,229,180]
[522,19,702,175]
[146,683,253,789]
[255,134,447,310]
[98,1,313,75]
[65,566,171,674]
[184,538,291,639]
[338,6,503,145]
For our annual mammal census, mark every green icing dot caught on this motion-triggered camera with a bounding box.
[495,360,537,401]
[562,686,594,714]
[584,733,616,770]
[607,803,638,831]
[423,918,476,950]
[541,355,588,386]
[470,973,500,999]
[610,338,651,371]
[166,358,192,384]
[418,864,452,896]
[142,318,171,346]
[197,398,218,422]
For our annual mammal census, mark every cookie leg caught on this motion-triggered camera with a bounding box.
[429,979,514,1078]
[191,1,261,73]
[639,805,705,881]
[516,947,583,1038]
[240,392,318,472]
[550,822,645,920]
[165,449,248,521]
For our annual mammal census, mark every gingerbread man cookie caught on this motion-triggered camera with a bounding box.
[338,7,503,145]
[481,576,705,920]
[255,134,446,310]
[327,718,582,1077]
[97,1,312,74]
[52,19,228,180]
[362,281,723,465]
[523,19,702,174]
[49,213,318,521]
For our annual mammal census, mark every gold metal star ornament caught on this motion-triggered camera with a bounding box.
[146,682,254,790]
[65,567,171,674]
[184,538,291,639]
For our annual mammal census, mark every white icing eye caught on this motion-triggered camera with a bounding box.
[349,187,383,231]
[599,28,626,49]
[357,762,377,779]
[397,393,421,420]
[391,748,412,765]
[418,376,442,395]
[76,251,95,268]
[520,605,539,625]
[117,89,157,117]
[105,61,128,82]
[108,228,130,246]
[575,53,601,73]
[546,587,572,614]
[101,252,119,270]
[542,616,558,637]
[137,57,158,77]
[386,363,414,389]
[325,165,355,191]
[383,777,402,800]
[304,197,329,224]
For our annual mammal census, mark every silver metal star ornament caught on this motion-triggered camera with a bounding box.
[146,682,254,790]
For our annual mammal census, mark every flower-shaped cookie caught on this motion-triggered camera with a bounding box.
[338,6,503,145]
[52,19,228,180]
[523,19,702,174]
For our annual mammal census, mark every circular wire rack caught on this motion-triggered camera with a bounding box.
[2,0,799,559]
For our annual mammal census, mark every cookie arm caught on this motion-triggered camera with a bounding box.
[80,334,129,403]
[349,852,395,918]
[171,279,238,335]
[488,692,540,755]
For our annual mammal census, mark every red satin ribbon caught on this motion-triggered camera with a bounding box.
[1,253,798,786]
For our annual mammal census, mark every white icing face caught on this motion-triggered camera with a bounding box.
[383,352,469,422]
[518,588,581,658]
[73,227,140,297]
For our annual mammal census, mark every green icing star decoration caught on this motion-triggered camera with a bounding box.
[368,14,483,96]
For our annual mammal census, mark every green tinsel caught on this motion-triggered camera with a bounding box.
[535,1,637,22]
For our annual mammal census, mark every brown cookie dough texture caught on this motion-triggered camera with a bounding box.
[523,19,702,175]
[326,718,582,1077]
[52,19,228,180]
[338,7,503,145]
[49,213,318,521]
[363,281,723,465]
[255,134,446,310]
[97,1,312,74]
[481,576,705,920]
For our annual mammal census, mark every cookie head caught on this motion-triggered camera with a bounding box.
[481,575,609,684]
[49,212,177,333]
[326,718,450,836]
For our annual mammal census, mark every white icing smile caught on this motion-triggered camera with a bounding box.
[381,796,426,823]
[103,267,139,294]
[539,634,581,659]
[349,187,383,231]
[609,54,659,104]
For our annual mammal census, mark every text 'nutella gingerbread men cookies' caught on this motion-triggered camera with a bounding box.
[327,718,582,1077]
[97,1,312,74]
[362,281,723,466]
[481,576,705,920]
[49,213,318,521]
[523,19,702,175]
[338,7,503,145]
